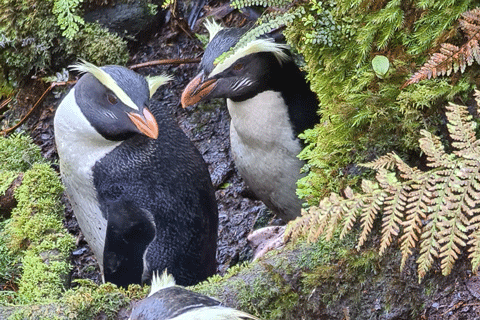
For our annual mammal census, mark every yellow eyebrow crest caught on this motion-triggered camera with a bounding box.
[145,74,173,98]
[210,39,290,77]
[204,18,224,43]
[70,60,140,111]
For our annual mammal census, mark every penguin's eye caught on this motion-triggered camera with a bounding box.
[107,93,118,105]
[233,63,244,71]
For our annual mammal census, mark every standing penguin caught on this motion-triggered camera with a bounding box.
[54,61,218,287]
[181,21,319,222]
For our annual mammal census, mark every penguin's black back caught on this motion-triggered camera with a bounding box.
[131,286,220,319]
[265,57,320,137]
[96,100,218,286]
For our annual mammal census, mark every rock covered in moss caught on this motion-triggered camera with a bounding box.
[0,134,75,304]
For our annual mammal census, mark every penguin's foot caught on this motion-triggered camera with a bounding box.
[247,226,285,260]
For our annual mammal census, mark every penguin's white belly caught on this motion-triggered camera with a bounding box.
[227,91,304,221]
[54,89,120,274]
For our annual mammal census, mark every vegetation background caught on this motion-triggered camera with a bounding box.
[2,0,480,318]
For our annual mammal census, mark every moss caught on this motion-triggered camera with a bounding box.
[0,134,44,173]
[282,0,479,203]
[16,252,71,304]
[0,224,20,301]
[0,134,76,305]
[5,163,68,250]
[192,262,250,297]
[61,281,147,320]
[0,133,147,317]
[64,23,129,67]
[0,162,75,304]
[0,0,129,91]
[0,171,19,197]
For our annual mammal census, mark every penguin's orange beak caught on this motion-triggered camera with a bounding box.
[127,107,159,139]
[181,71,217,108]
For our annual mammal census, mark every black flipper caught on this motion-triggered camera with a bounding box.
[103,200,155,287]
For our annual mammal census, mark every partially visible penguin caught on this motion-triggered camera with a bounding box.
[181,20,319,223]
[54,61,218,286]
[129,270,261,320]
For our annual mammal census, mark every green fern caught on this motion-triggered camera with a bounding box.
[282,0,478,203]
[286,91,480,280]
[52,0,85,40]
[230,0,292,9]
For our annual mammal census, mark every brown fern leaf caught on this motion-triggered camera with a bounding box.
[391,152,423,181]
[438,213,469,276]
[416,166,457,279]
[419,130,455,169]
[417,194,442,280]
[357,192,386,248]
[324,193,348,241]
[401,7,480,89]
[361,152,398,171]
[309,197,337,242]
[445,102,480,159]
[467,227,480,272]
[284,211,312,242]
[399,181,429,270]
[401,44,459,89]
[459,8,480,39]
[377,172,407,255]
[340,195,363,239]
[437,174,470,276]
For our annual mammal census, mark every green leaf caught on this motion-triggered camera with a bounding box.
[372,55,390,78]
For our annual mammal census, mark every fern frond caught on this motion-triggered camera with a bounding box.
[361,152,398,171]
[52,0,85,40]
[437,173,470,276]
[417,210,442,280]
[323,193,348,241]
[339,187,362,239]
[287,91,480,280]
[284,211,312,242]
[399,181,428,270]
[230,0,292,9]
[459,8,480,39]
[402,7,480,88]
[438,213,469,276]
[468,227,480,272]
[418,130,455,169]
[357,188,385,249]
[445,102,480,159]
[374,167,408,255]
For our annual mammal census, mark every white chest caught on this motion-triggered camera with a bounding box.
[54,89,121,273]
[227,91,299,154]
[226,91,304,220]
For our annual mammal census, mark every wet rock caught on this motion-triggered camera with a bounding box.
[84,0,165,41]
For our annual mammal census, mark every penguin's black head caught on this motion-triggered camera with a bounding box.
[181,22,291,106]
[71,61,171,141]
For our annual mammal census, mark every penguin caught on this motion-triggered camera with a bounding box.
[54,61,218,287]
[181,20,319,222]
[129,269,261,320]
